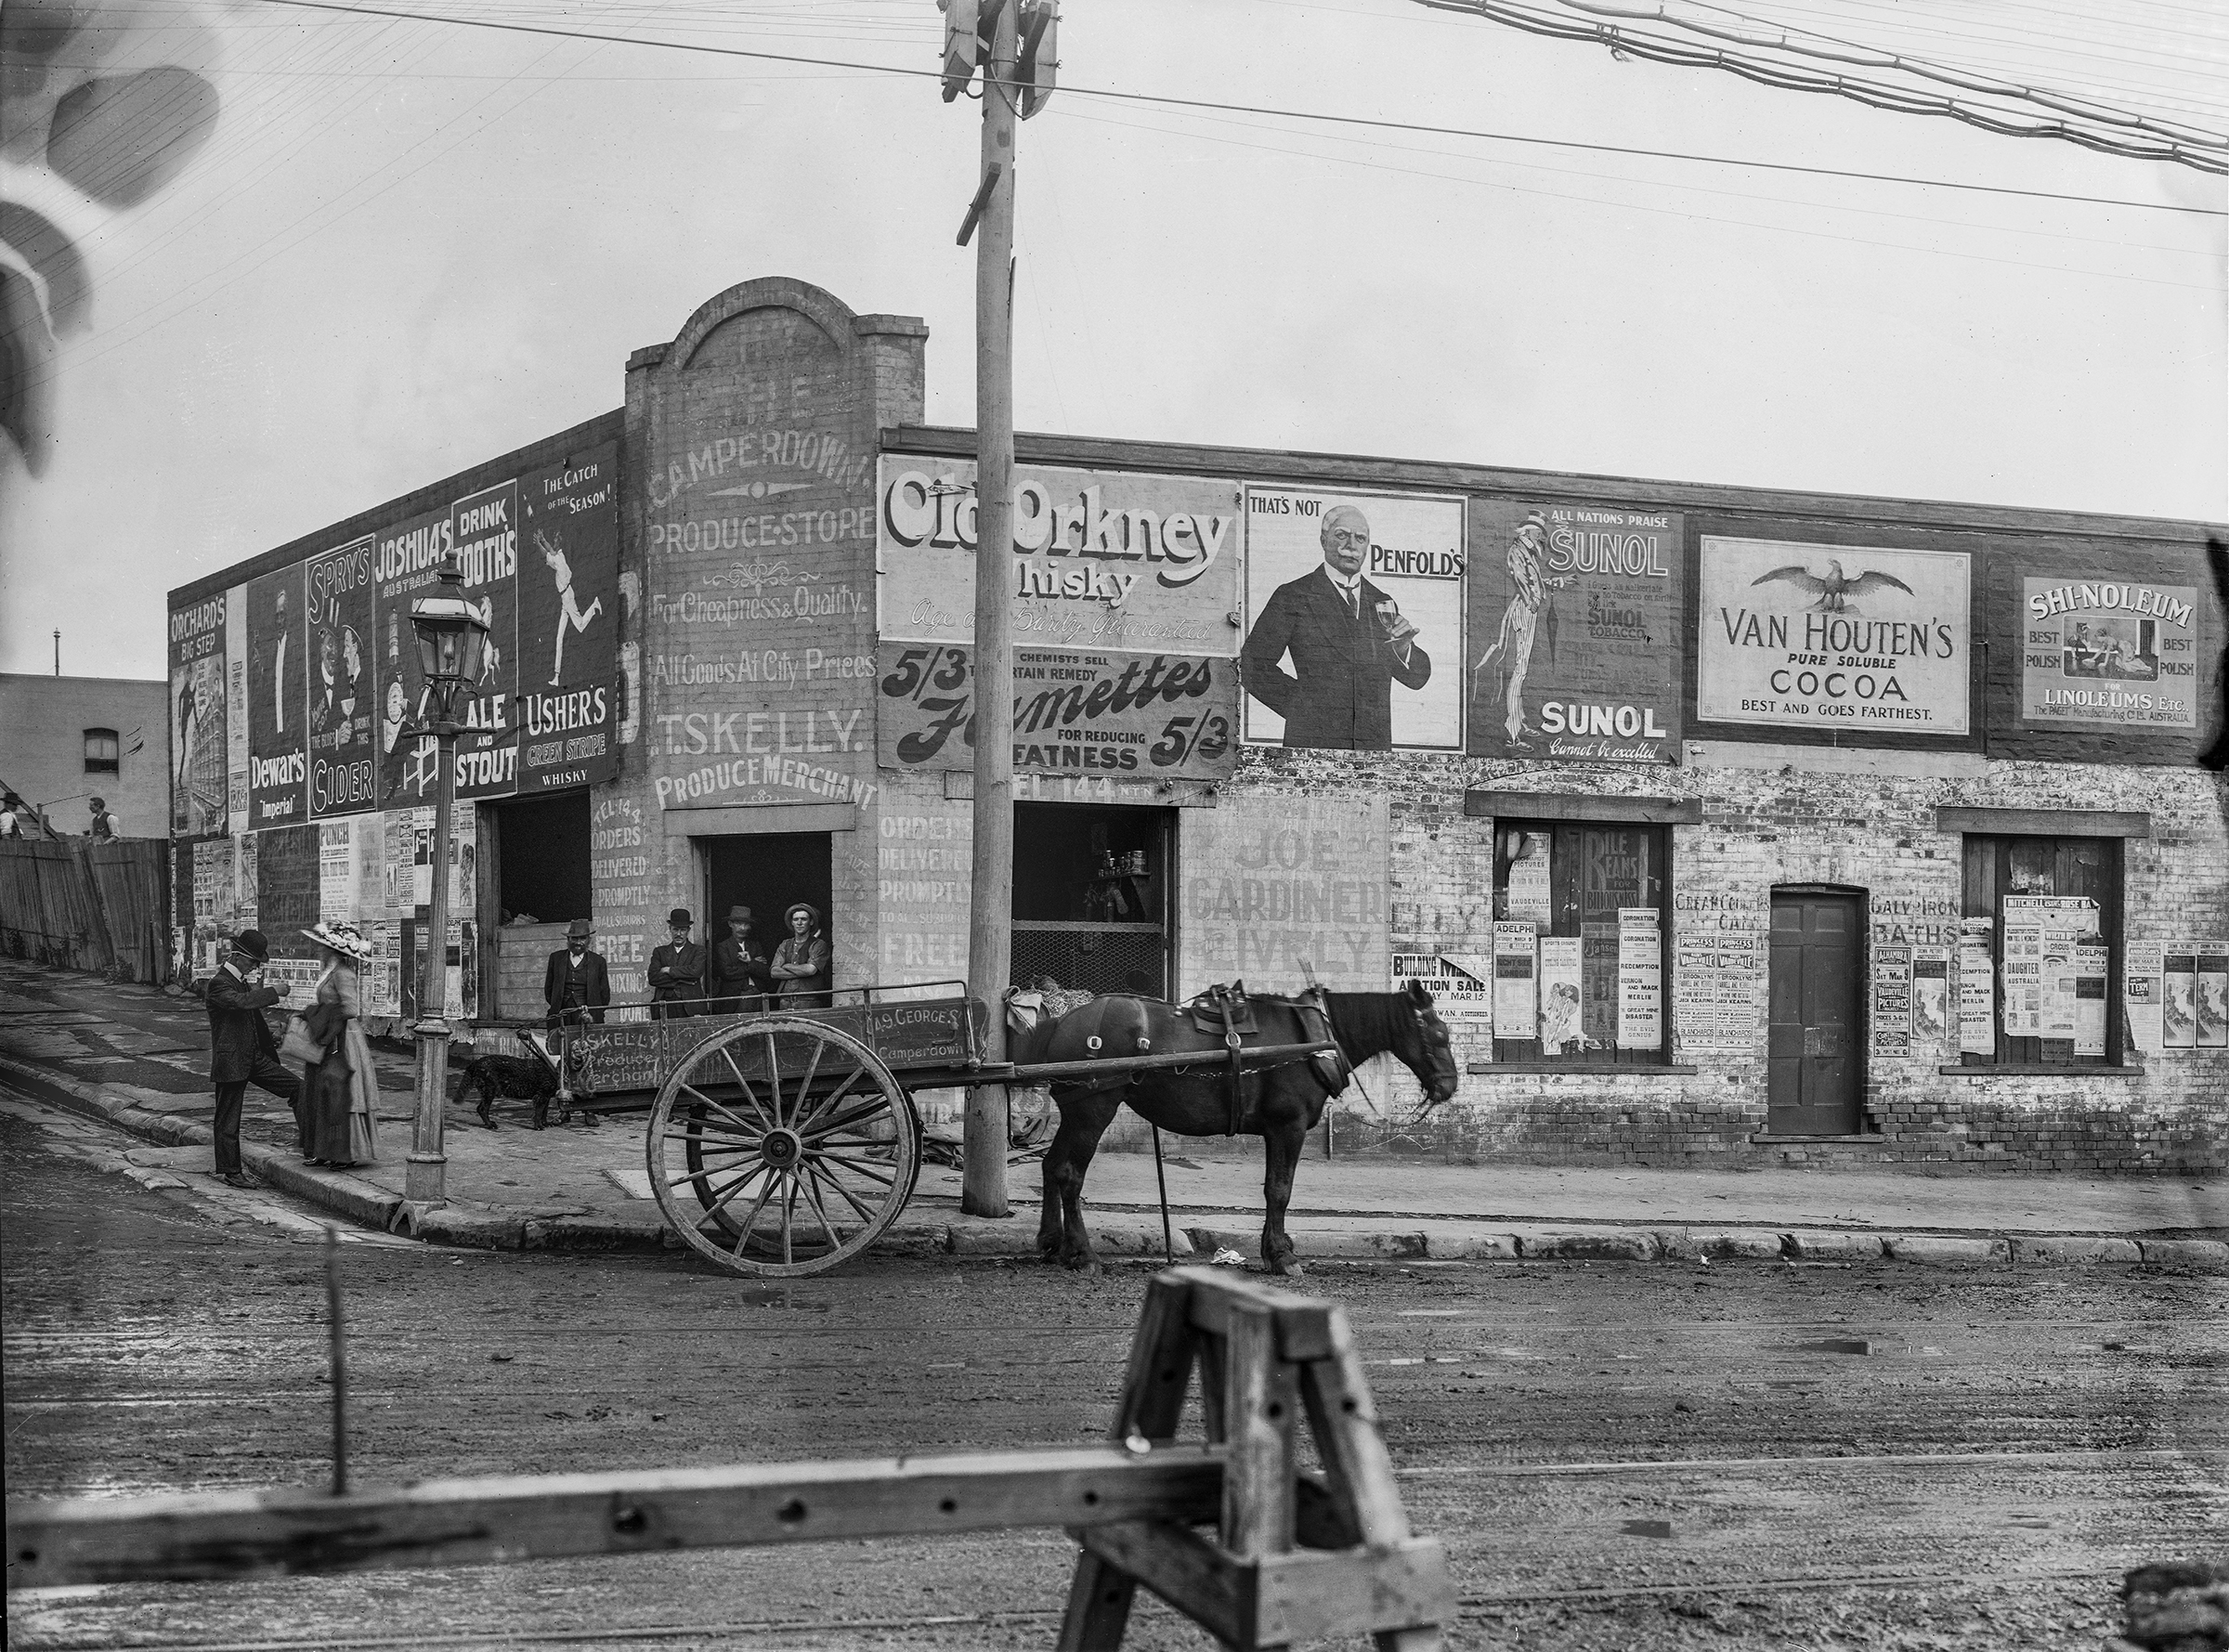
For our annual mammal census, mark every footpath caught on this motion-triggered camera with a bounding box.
[1,958,2222,1270]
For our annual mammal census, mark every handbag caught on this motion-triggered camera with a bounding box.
[279,1013,325,1065]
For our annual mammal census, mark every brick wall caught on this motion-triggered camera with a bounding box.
[1220,745,2227,1173]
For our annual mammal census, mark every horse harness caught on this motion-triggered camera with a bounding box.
[1049,982,1350,1134]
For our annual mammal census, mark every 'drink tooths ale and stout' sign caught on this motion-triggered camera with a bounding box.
[1698,539,1972,735]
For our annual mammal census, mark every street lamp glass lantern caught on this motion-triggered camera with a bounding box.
[407,555,489,693]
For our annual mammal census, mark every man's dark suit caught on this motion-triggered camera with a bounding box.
[1240,567,1432,750]
[647,940,706,1019]
[708,936,770,1015]
[205,964,302,1176]
[544,948,612,1027]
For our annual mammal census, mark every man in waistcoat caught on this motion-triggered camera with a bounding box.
[543,918,611,1028]
[647,907,705,1019]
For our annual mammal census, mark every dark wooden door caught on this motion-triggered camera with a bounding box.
[1767,890,1864,1135]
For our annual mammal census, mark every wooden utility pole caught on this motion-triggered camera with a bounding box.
[961,0,1021,1218]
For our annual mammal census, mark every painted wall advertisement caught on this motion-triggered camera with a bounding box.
[1242,487,1465,752]
[244,565,308,828]
[880,459,1244,659]
[168,591,228,835]
[1177,794,1388,993]
[516,443,621,793]
[1467,502,1681,762]
[2020,576,2200,730]
[176,448,619,833]
[875,644,1239,784]
[1697,540,1971,735]
[305,536,377,819]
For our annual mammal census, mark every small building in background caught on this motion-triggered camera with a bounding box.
[0,674,169,838]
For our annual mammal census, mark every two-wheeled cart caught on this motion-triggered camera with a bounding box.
[518,982,1336,1278]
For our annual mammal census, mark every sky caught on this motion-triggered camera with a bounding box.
[2,0,2222,682]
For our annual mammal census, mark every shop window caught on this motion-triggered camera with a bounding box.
[1960,835,2121,1066]
[1011,803,1172,999]
[1490,821,1670,1064]
[83,728,120,774]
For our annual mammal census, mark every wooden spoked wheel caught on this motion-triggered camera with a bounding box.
[645,1017,920,1278]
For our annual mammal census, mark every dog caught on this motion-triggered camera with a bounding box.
[456,1044,590,1130]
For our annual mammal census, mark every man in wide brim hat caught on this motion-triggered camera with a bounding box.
[202,928,300,1190]
[544,917,611,1029]
[707,904,771,1016]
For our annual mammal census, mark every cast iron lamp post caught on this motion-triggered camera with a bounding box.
[404,553,489,1208]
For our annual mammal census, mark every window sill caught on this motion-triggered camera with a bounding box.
[1750,1133,1883,1145]
[1466,1060,1698,1074]
[1937,1063,2144,1077]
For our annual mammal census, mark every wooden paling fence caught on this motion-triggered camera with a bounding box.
[0,838,169,984]
[6,1268,1453,1650]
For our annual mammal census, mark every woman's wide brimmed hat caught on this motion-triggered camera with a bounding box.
[302,919,373,961]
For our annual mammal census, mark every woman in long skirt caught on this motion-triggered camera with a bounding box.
[299,921,378,1168]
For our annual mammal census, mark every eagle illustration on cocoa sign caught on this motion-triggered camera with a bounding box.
[1751,559,1915,614]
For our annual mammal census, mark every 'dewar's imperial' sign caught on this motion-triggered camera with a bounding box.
[1698,540,1971,736]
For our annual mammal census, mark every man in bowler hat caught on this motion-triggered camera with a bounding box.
[707,905,771,1015]
[1240,501,1431,750]
[647,907,705,1019]
[544,918,611,1028]
[204,930,300,1190]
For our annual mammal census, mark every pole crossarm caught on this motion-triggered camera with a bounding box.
[7,1448,1224,1588]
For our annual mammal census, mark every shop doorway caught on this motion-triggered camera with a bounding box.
[1767,887,1865,1136]
[1011,803,1173,999]
[702,833,833,968]
[483,791,592,1021]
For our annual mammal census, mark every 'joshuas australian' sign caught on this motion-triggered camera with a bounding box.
[1697,539,1972,736]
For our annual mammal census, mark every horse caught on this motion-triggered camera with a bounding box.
[1011,982,1461,1275]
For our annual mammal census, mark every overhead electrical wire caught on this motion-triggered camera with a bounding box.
[1413,0,2229,174]
[248,0,2228,214]
[1540,0,2227,150]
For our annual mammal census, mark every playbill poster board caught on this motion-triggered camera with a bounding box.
[1493,923,1537,1035]
[1538,936,1584,1054]
[2020,577,2200,730]
[1241,487,1466,752]
[2124,942,2163,1056]
[1871,946,1912,1057]
[169,591,228,836]
[1958,917,1996,1056]
[1467,501,1681,762]
[1697,540,1971,736]
[1616,908,1661,1048]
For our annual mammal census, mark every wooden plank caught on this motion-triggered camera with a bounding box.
[1934,806,2150,839]
[1112,1273,1198,1444]
[1297,1307,1411,1549]
[1194,1330,1228,1445]
[1076,1519,1250,1649]
[1220,1300,1296,1562]
[1176,1267,1336,1363]
[7,1447,1223,1589]
[1055,1550,1140,1652]
[1462,791,1703,826]
[1254,1539,1454,1646]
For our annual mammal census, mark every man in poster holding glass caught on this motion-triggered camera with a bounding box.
[1241,503,1431,749]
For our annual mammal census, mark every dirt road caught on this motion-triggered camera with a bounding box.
[5,1097,2222,1650]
